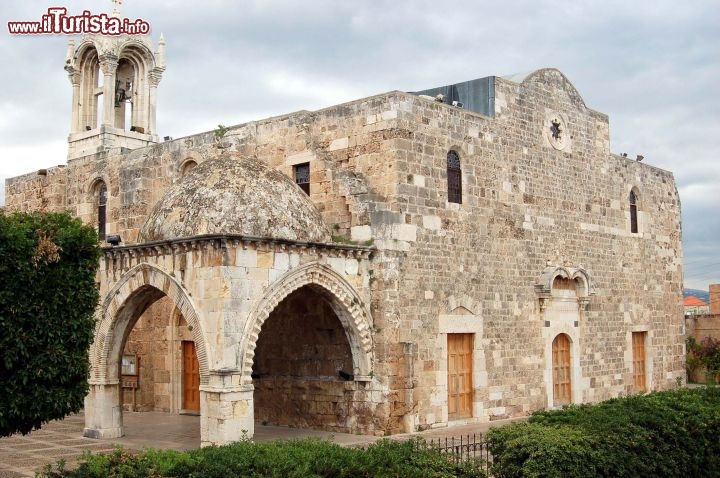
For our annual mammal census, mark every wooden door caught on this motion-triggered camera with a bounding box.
[448,333,473,419]
[182,341,200,412]
[552,334,572,406]
[632,332,647,392]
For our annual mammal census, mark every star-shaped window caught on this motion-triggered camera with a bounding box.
[550,119,562,140]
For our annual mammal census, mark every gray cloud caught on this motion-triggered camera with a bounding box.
[2,0,718,289]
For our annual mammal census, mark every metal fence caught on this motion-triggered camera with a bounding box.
[415,433,492,475]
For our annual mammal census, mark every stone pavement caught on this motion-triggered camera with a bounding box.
[0,412,524,477]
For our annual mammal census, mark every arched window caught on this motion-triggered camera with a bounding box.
[629,190,638,233]
[552,333,572,406]
[96,181,107,240]
[447,150,462,204]
[180,160,197,177]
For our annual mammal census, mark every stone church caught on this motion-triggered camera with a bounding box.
[5,22,685,446]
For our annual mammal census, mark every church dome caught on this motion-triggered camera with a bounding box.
[139,154,331,243]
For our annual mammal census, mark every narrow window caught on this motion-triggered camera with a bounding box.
[632,332,647,392]
[294,162,310,195]
[552,334,572,406]
[97,182,107,240]
[629,190,638,233]
[447,333,473,419]
[447,151,462,204]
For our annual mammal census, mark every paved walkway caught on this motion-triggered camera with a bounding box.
[0,412,523,477]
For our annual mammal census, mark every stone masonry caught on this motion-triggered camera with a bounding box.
[5,42,685,446]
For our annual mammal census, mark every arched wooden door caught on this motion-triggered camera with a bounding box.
[182,341,200,412]
[552,334,572,406]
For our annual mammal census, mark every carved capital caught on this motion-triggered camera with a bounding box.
[99,54,119,75]
[66,70,81,86]
[149,68,164,87]
[538,296,550,312]
[578,297,590,311]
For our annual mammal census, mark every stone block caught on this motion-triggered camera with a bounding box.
[257,251,274,269]
[327,137,349,151]
[391,224,417,242]
[422,215,441,230]
[351,225,372,242]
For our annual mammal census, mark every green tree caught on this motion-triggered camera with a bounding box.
[0,211,100,437]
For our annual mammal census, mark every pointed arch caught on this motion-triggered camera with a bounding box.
[240,262,373,385]
[446,294,481,316]
[91,263,211,385]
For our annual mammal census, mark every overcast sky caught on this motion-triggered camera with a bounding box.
[1,0,718,291]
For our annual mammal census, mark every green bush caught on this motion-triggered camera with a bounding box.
[0,211,100,437]
[688,336,720,384]
[39,438,486,478]
[488,387,720,478]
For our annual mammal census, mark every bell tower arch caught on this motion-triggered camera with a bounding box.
[64,4,165,160]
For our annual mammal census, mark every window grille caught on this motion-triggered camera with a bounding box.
[447,151,462,204]
[294,163,310,195]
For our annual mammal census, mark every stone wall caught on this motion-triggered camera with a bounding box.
[686,314,720,342]
[5,68,685,437]
[372,69,684,428]
[119,297,195,413]
[253,288,357,432]
[710,284,720,315]
[685,314,720,382]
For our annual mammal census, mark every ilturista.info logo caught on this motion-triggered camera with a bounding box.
[8,8,150,35]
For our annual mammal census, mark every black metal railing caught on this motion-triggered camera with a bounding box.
[414,433,492,475]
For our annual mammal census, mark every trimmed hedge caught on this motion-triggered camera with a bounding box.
[39,438,486,478]
[488,387,720,478]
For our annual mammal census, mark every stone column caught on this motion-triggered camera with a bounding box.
[99,55,118,128]
[68,73,81,134]
[200,371,254,447]
[83,382,124,439]
[147,69,163,135]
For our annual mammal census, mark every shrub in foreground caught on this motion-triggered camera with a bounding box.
[0,211,100,437]
[40,437,486,478]
[488,387,720,478]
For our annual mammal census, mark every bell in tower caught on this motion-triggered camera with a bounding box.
[64,2,165,160]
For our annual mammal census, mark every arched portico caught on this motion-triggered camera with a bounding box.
[240,262,374,387]
[84,263,210,439]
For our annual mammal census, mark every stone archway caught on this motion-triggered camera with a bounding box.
[240,262,374,387]
[536,265,593,408]
[84,263,210,439]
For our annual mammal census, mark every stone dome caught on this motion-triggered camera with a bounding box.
[139,154,331,243]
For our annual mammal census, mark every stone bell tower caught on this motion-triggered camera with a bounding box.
[64,1,165,160]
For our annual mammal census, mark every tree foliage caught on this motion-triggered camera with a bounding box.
[687,336,720,384]
[0,211,100,437]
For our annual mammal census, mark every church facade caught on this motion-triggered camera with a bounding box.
[5,28,685,446]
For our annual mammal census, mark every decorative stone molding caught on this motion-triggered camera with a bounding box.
[544,110,571,151]
[240,261,374,385]
[92,262,211,385]
[101,233,373,275]
[535,265,595,312]
[446,293,482,316]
